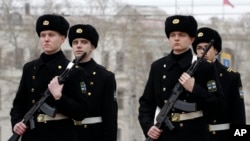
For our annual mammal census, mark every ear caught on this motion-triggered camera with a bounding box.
[60,35,66,43]
[190,37,195,44]
[214,48,219,55]
[91,45,96,51]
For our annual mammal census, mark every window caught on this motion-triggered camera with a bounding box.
[102,51,109,68]
[116,51,124,72]
[117,128,121,141]
[145,52,153,69]
[15,48,24,69]
[0,48,2,67]
[117,89,124,110]
[10,12,22,26]
[0,89,1,110]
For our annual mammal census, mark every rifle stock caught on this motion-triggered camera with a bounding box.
[8,52,86,141]
[145,39,214,141]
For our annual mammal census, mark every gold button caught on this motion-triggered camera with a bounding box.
[84,124,87,128]
[31,88,35,92]
[32,75,36,79]
[74,120,82,125]
[75,65,79,68]
[90,82,94,86]
[88,92,91,96]
[213,120,217,123]
[162,75,166,79]
[163,64,166,68]
[92,71,96,75]
[32,100,35,104]
[58,65,62,69]
[212,131,216,135]
[37,114,45,122]
[162,87,166,91]
[179,123,184,127]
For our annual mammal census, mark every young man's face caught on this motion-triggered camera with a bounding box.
[39,30,65,55]
[168,31,194,54]
[72,38,95,62]
[196,42,218,61]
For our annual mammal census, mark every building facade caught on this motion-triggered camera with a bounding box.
[0,2,250,141]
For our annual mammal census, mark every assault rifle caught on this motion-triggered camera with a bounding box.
[8,52,86,141]
[146,39,214,141]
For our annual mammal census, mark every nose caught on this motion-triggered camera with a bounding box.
[44,35,50,41]
[76,43,82,48]
[174,35,179,40]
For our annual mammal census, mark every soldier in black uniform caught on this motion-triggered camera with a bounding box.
[68,24,118,141]
[10,14,89,141]
[138,15,224,141]
[192,27,246,141]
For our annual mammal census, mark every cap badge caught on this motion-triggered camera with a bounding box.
[43,20,49,26]
[198,32,204,37]
[172,19,180,24]
[76,28,83,34]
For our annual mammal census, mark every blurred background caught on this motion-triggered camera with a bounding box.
[0,0,249,140]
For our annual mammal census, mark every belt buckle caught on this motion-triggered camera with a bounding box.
[208,124,213,132]
[73,120,82,126]
[171,113,180,122]
[37,114,46,123]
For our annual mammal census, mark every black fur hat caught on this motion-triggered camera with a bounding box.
[36,14,69,37]
[68,24,99,48]
[165,15,197,38]
[192,27,222,54]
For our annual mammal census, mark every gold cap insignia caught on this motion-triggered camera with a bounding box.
[198,32,204,37]
[76,28,83,34]
[172,19,180,24]
[43,20,49,26]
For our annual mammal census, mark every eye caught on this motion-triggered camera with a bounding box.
[73,40,78,45]
[197,46,203,50]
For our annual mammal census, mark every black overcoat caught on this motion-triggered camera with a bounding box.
[76,59,118,141]
[138,49,223,141]
[10,51,88,141]
[208,60,246,141]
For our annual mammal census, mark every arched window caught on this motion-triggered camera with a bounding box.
[10,12,22,26]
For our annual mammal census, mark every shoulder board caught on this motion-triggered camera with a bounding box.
[96,64,106,69]
[96,64,112,72]
[206,59,212,63]
[227,68,237,73]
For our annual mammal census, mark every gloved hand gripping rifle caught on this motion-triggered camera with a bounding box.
[8,52,87,141]
[146,39,214,141]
